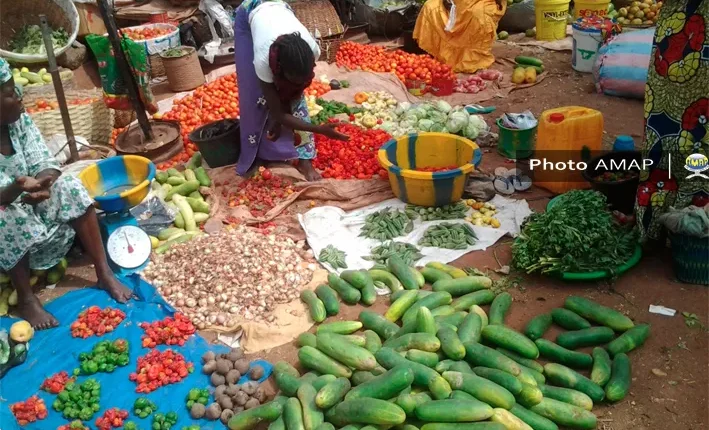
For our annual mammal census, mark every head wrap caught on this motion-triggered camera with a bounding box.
[0,58,12,85]
[268,35,314,106]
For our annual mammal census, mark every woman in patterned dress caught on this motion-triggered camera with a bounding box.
[636,0,709,240]
[233,0,349,181]
[0,58,131,329]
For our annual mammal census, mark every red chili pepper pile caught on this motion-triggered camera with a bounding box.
[129,349,194,393]
[140,313,196,348]
[226,167,296,217]
[414,165,459,172]
[41,371,74,394]
[70,306,126,338]
[11,395,48,426]
[95,408,129,430]
[313,123,391,179]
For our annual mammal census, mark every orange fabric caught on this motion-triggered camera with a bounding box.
[413,0,506,73]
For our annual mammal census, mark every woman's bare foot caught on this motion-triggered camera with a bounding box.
[298,160,322,181]
[97,274,132,303]
[15,295,59,330]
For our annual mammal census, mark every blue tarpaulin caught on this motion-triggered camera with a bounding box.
[0,275,272,430]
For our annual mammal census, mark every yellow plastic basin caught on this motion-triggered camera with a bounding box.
[78,155,156,213]
[377,133,482,207]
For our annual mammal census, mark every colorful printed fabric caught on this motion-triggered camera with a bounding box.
[635,0,709,240]
[0,57,11,84]
[0,113,93,271]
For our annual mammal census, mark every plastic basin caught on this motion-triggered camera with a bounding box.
[496,118,537,160]
[377,132,482,207]
[582,151,641,215]
[188,119,241,168]
[78,155,156,213]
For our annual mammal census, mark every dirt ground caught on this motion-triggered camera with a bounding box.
[41,44,708,429]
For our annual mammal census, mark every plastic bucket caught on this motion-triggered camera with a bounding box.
[188,119,241,168]
[573,0,610,18]
[534,0,571,41]
[581,151,641,214]
[496,119,537,159]
[572,21,603,72]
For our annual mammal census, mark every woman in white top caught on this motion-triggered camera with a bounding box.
[233,0,348,180]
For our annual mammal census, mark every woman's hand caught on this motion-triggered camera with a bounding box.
[318,123,350,141]
[21,189,50,206]
[15,176,52,193]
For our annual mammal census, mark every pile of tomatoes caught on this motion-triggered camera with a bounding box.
[227,167,296,217]
[121,26,174,41]
[25,98,97,114]
[130,349,194,393]
[70,306,126,338]
[414,165,459,172]
[95,408,129,430]
[306,81,331,97]
[41,371,74,394]
[158,73,240,169]
[139,313,196,348]
[313,122,391,179]
[336,42,455,86]
[11,396,48,426]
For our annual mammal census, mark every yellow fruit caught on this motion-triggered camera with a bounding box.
[639,2,649,9]
[490,218,501,228]
[619,7,628,16]
[646,11,655,19]
[635,10,645,18]
[10,320,34,342]
[656,1,663,7]
[20,67,29,73]
[150,236,159,249]
[38,68,47,75]
[629,5,640,13]
[8,289,17,306]
[632,18,643,25]
[42,74,52,83]
[644,19,654,24]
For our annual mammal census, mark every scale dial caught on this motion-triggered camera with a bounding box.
[106,225,152,269]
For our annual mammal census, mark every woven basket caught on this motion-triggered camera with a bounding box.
[23,89,114,147]
[319,34,344,64]
[0,0,79,64]
[149,54,166,79]
[291,0,345,38]
[670,233,709,285]
[160,46,205,91]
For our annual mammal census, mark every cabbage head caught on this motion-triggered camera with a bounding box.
[417,119,434,132]
[395,102,412,116]
[430,123,446,133]
[468,114,489,133]
[463,121,479,140]
[446,111,469,134]
[434,100,452,113]
[427,110,447,125]
[399,118,417,129]
[380,121,398,134]
[403,110,419,122]
[412,107,429,120]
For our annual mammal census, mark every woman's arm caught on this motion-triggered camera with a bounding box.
[35,168,61,187]
[260,80,323,134]
[0,182,23,206]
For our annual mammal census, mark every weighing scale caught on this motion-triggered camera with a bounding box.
[78,155,156,276]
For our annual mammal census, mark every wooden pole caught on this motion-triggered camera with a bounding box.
[96,0,153,141]
[39,15,79,163]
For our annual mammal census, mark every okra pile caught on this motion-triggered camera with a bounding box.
[405,202,468,221]
[319,245,348,269]
[363,241,423,266]
[360,208,414,241]
[418,222,477,249]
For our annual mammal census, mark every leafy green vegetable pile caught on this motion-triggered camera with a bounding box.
[312,99,361,125]
[9,25,69,55]
[381,101,489,140]
[512,190,638,274]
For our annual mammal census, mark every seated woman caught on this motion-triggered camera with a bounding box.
[0,58,131,330]
[234,0,349,181]
[414,0,506,73]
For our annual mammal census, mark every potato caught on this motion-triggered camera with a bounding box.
[245,398,261,409]
[234,391,249,406]
[227,348,244,362]
[203,360,217,374]
[254,386,267,403]
[205,403,222,421]
[234,358,250,375]
[221,409,235,425]
[211,372,226,387]
[215,384,228,398]
[218,395,234,410]
[233,406,245,414]
[225,384,240,397]
[190,403,206,419]
[241,381,258,396]
[216,359,234,375]
[202,351,216,364]
[226,369,241,385]
[249,365,264,380]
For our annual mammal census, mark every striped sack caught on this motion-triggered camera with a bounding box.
[593,29,654,100]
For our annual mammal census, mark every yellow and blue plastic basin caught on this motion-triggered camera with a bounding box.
[78,155,156,213]
[377,133,482,207]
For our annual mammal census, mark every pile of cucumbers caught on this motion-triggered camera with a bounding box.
[287,259,651,430]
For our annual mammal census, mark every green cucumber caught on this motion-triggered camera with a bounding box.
[437,326,465,360]
[435,359,456,373]
[360,282,377,306]
[449,361,475,375]
[402,292,453,326]
[451,290,496,311]
[457,312,482,343]
[332,398,406,425]
[463,342,521,376]
[275,361,300,377]
[514,56,543,67]
[386,290,419,322]
[442,371,516,409]
[518,365,545,386]
[360,310,400,340]
[529,398,597,430]
[340,270,374,290]
[370,269,404,293]
[605,353,631,402]
[301,290,327,323]
[341,334,366,347]
[269,416,286,430]
[298,384,324,430]
[606,324,651,356]
[385,333,441,352]
[415,399,494,422]
[298,333,317,348]
[564,296,634,332]
[450,390,476,401]
[535,339,592,369]
[346,364,414,400]
[315,424,335,430]
[316,321,362,335]
[316,377,351,408]
[298,346,352,378]
[228,400,284,430]
[471,305,488,327]
[517,383,543,408]
[435,312,467,328]
[274,371,302,396]
[284,397,305,430]
[543,363,605,402]
[312,374,337,391]
[550,308,591,330]
[421,424,506,430]
[411,267,425,287]
[482,325,539,359]
[316,332,377,370]
[420,267,453,284]
[392,289,431,302]
[524,314,552,340]
[471,367,523,395]
[406,349,440,367]
[432,276,492,297]
[495,348,544,374]
[490,408,534,430]
[590,347,612,386]
[388,255,419,290]
[363,330,382,354]
[375,347,452,400]
[327,273,361,304]
[396,392,432,417]
[351,371,376,386]
[540,385,593,411]
[488,292,512,325]
[430,305,456,318]
[555,327,615,350]
[509,404,558,430]
[315,284,340,316]
[417,307,438,335]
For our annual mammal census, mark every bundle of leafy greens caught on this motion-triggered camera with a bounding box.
[512,190,638,274]
[9,25,69,55]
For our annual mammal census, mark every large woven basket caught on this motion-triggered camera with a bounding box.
[23,89,114,147]
[0,0,79,64]
[291,0,345,38]
[670,233,709,285]
[160,46,205,91]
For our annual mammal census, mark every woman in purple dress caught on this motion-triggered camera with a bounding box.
[234,0,349,181]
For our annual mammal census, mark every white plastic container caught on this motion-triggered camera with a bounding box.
[572,19,604,73]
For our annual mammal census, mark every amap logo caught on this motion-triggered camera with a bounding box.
[685,153,709,180]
